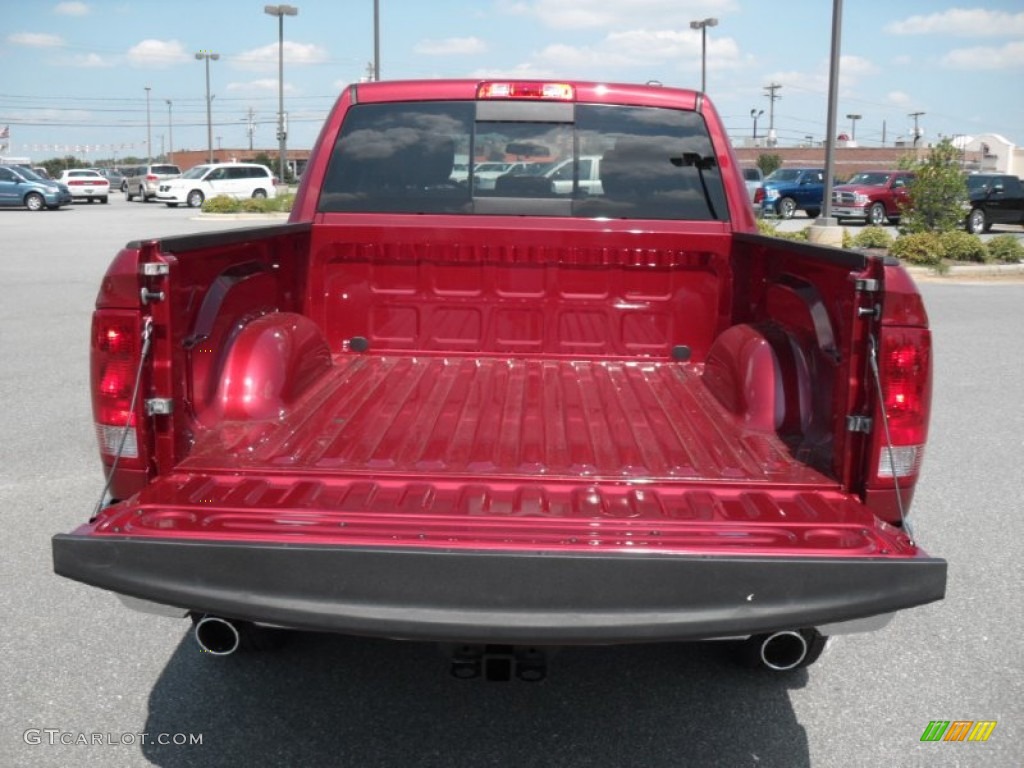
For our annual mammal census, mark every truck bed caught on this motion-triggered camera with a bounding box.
[81,350,923,562]
[187,354,829,485]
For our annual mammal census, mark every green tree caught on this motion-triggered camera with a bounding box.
[898,139,967,234]
[756,153,782,177]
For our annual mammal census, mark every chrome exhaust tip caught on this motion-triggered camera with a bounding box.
[194,616,242,656]
[758,630,809,671]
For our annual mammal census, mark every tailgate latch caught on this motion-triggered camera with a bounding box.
[846,414,873,433]
[145,398,174,416]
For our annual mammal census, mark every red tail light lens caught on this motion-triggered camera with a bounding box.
[873,328,932,479]
[91,311,142,459]
[753,187,764,204]
[146,174,158,181]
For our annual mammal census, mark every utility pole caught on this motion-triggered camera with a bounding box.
[763,82,782,146]
[165,100,173,165]
[144,86,152,163]
[245,107,256,150]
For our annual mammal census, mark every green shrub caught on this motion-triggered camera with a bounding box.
[200,193,294,214]
[852,227,894,249]
[986,234,1024,263]
[898,138,968,234]
[756,219,779,236]
[889,232,944,265]
[842,227,854,250]
[756,153,782,178]
[240,196,270,213]
[201,195,240,213]
[938,230,989,263]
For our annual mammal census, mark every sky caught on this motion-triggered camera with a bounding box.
[1,0,1022,163]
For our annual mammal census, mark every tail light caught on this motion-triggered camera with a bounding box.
[753,186,764,204]
[91,310,145,467]
[477,81,575,101]
[865,327,932,524]
[873,329,931,479]
[146,174,158,181]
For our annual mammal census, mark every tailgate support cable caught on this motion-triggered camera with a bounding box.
[866,333,913,543]
[90,317,154,522]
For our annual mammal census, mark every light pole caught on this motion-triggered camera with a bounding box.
[689,17,717,93]
[373,0,380,80]
[165,99,173,164]
[144,86,152,163]
[909,111,925,147]
[751,109,764,142]
[846,113,861,143]
[195,51,220,163]
[818,0,843,224]
[265,4,298,184]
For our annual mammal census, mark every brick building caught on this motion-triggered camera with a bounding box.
[732,145,987,181]
[168,148,310,177]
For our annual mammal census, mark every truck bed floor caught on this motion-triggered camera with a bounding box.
[186,355,829,486]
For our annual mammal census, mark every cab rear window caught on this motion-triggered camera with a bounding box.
[319,101,727,221]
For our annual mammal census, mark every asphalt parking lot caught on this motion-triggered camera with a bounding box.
[1,198,1022,767]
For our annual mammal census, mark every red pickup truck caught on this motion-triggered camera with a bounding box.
[831,170,914,226]
[53,80,945,678]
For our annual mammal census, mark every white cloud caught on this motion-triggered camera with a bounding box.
[886,91,912,107]
[8,32,64,47]
[74,53,111,68]
[55,1,90,15]
[233,41,329,71]
[839,55,879,77]
[885,9,1024,37]
[481,27,746,83]
[126,39,191,68]
[941,40,1024,70]
[414,37,488,56]
[470,62,557,80]
[498,0,738,30]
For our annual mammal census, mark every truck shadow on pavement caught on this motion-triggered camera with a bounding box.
[142,629,811,767]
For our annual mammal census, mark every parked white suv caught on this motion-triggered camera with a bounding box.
[156,163,277,208]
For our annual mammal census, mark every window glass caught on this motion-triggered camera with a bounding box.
[318,100,727,220]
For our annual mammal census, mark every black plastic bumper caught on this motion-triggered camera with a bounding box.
[52,535,946,644]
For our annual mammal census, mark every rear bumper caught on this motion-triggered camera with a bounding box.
[52,534,946,644]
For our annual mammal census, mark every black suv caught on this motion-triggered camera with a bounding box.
[965,173,1024,234]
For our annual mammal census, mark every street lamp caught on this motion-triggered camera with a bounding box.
[909,111,925,146]
[846,113,861,142]
[751,108,764,142]
[165,100,173,164]
[144,86,152,163]
[373,0,380,81]
[689,17,717,93]
[265,4,299,184]
[195,51,220,163]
